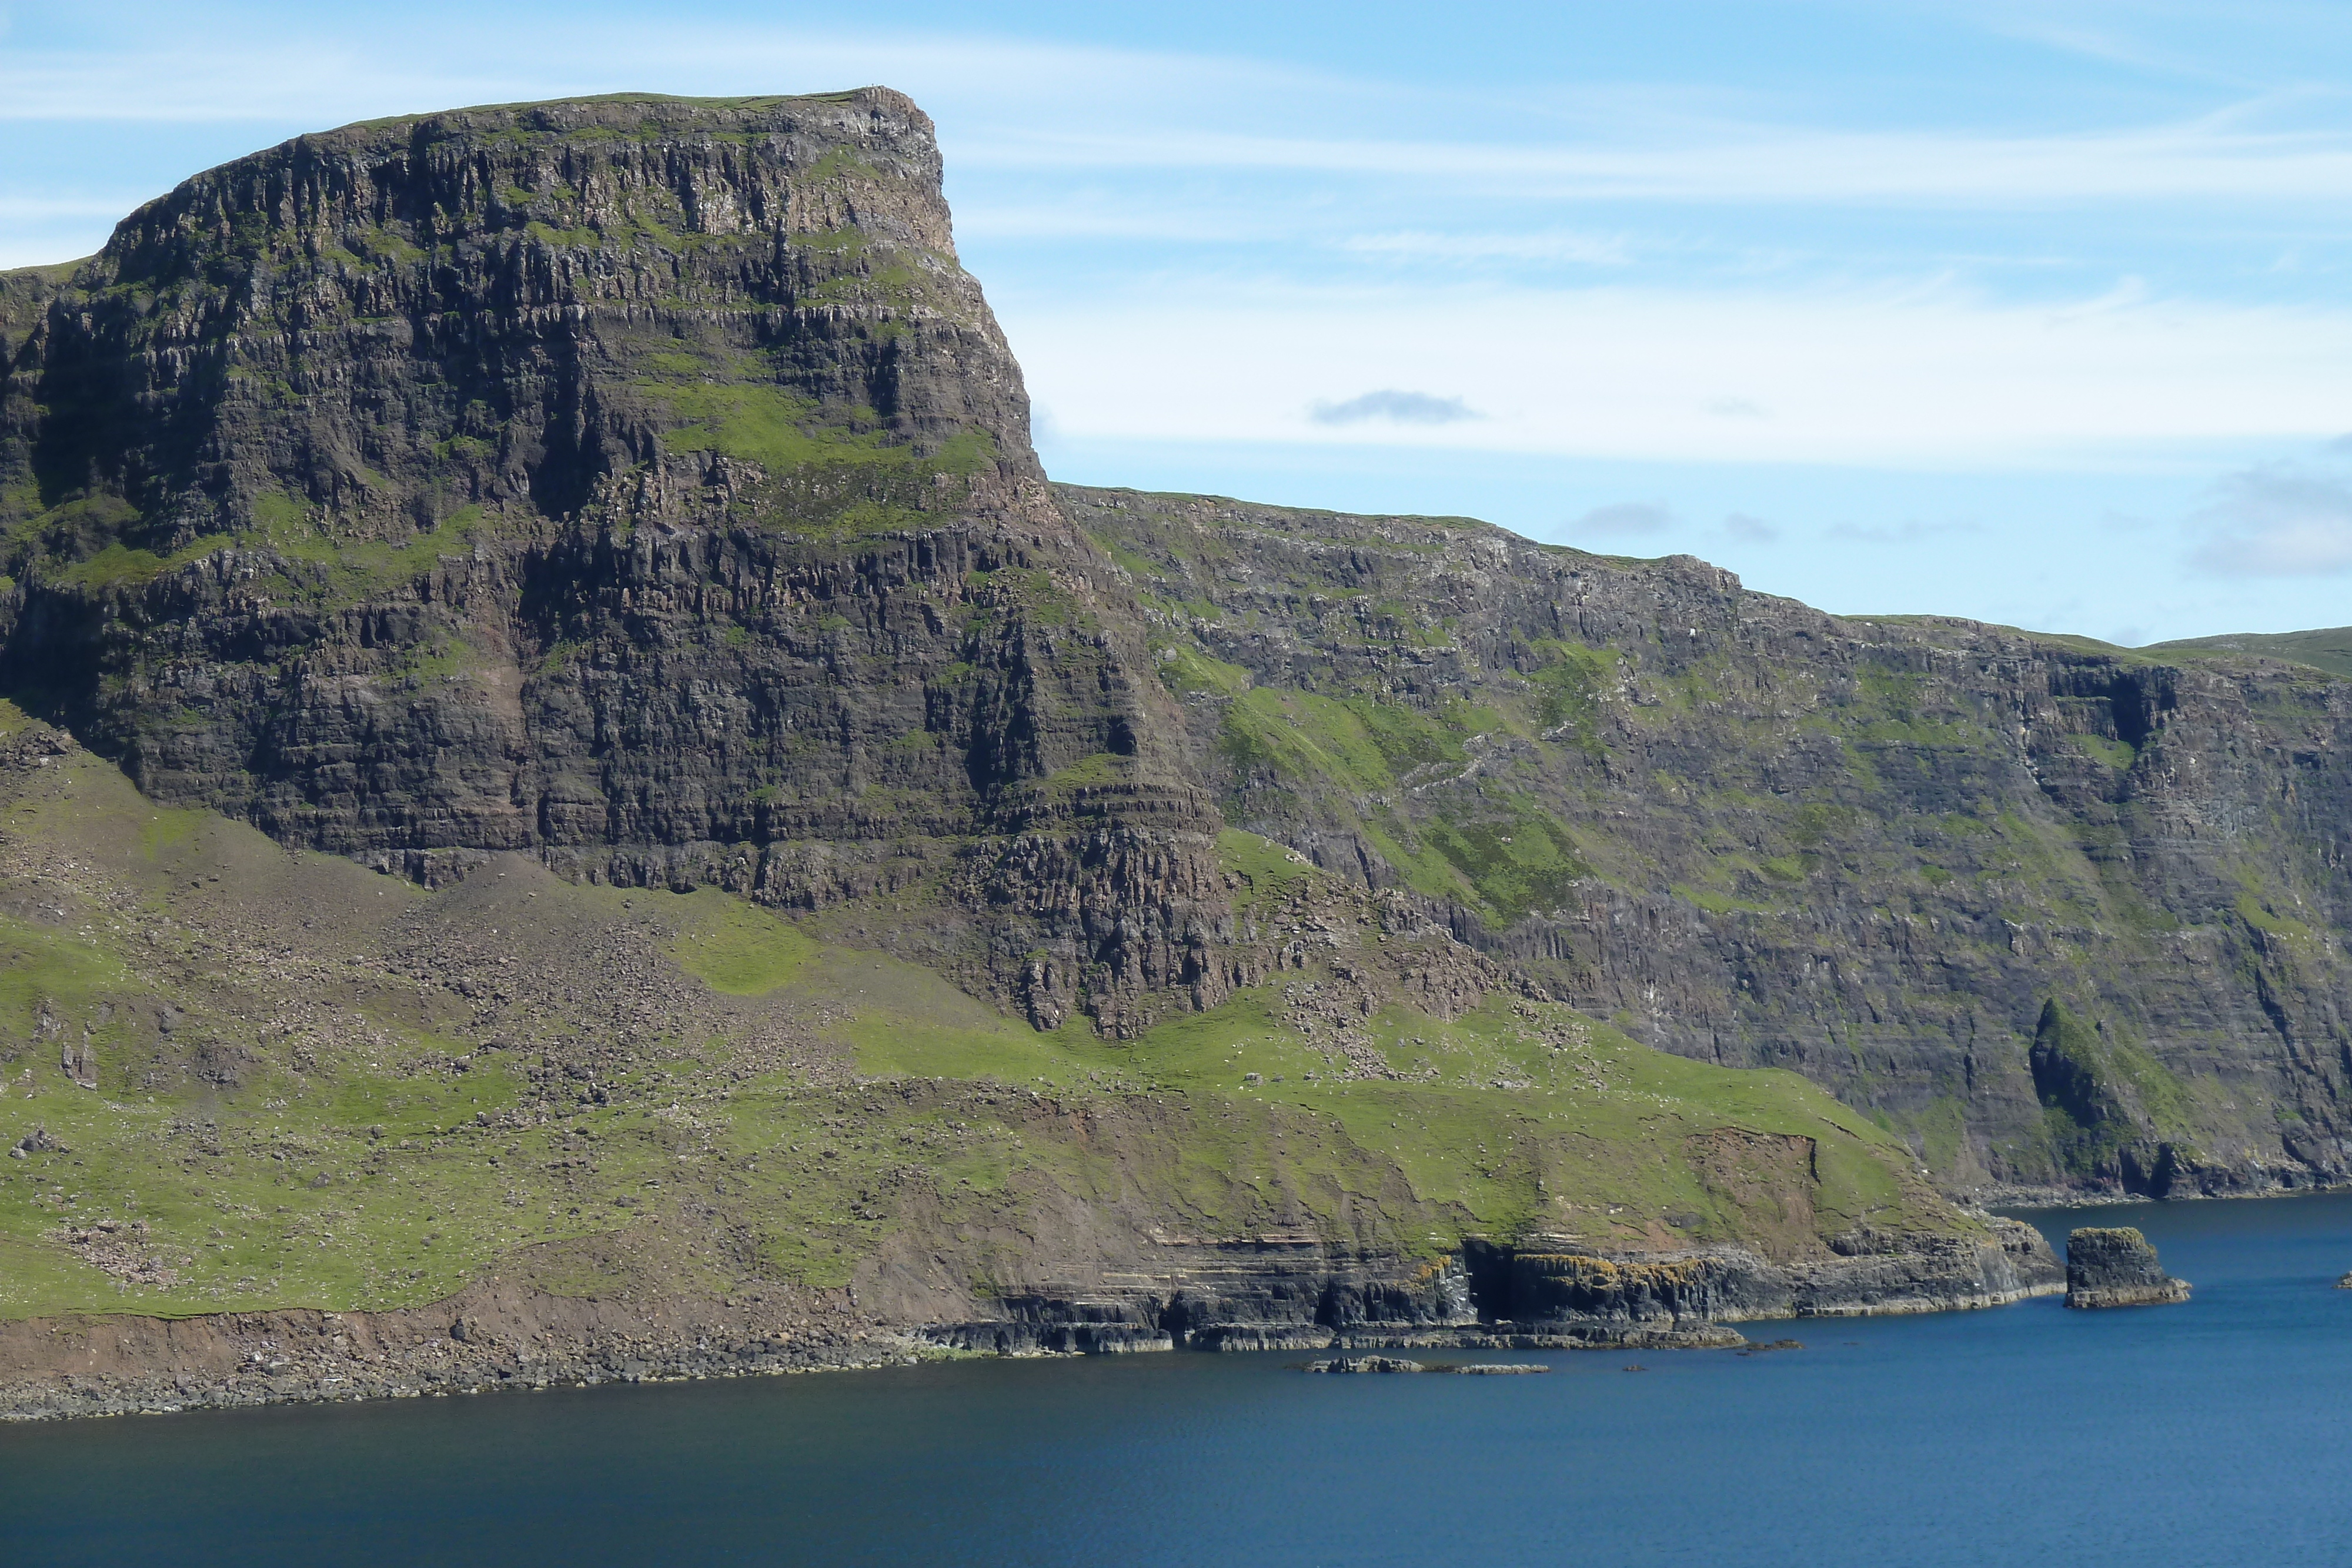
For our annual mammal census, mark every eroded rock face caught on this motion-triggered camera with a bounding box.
[2064,1226,2190,1308]
[0,91,1221,1035]
[916,1221,2063,1359]
[1068,485,2352,1195]
[1471,1221,2062,1324]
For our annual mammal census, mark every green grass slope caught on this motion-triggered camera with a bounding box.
[0,707,1970,1323]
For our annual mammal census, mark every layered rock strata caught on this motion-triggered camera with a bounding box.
[0,91,1221,1037]
[919,1220,2062,1356]
[2064,1226,2190,1308]
[1068,485,2352,1194]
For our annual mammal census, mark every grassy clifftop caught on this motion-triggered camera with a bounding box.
[2147,625,2352,680]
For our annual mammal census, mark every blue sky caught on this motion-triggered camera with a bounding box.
[6,1,2352,642]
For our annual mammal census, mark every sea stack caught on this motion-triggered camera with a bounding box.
[2064,1228,2190,1309]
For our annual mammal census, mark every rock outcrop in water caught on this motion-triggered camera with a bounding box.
[1301,1356,1548,1373]
[2064,1227,2190,1308]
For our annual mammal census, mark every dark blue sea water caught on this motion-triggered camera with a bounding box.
[7,1193,2352,1566]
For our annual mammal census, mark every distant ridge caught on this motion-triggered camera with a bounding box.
[2147,626,2352,680]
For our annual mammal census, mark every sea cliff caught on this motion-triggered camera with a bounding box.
[0,89,2333,1419]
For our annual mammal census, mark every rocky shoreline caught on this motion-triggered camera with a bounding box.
[0,1220,2063,1423]
[0,1279,920,1424]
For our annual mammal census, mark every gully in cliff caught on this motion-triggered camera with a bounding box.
[2064,1228,2190,1309]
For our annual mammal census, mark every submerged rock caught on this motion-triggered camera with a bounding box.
[1301,1357,1549,1375]
[2064,1228,2190,1309]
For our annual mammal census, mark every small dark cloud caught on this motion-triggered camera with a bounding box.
[1569,501,1675,536]
[1311,389,1481,426]
[2186,452,2352,577]
[1722,511,1778,544]
[1825,519,1985,545]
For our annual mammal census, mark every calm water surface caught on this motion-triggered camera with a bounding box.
[6,1195,2352,1565]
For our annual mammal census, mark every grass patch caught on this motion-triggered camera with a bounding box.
[843,979,1932,1249]
[1678,884,1769,917]
[1422,799,1594,922]
[669,892,823,995]
[1216,829,1322,912]
[2079,735,2136,770]
[1526,641,1614,753]
[1157,644,1251,696]
[640,382,993,480]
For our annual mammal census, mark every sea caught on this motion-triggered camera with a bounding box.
[6,1193,2352,1566]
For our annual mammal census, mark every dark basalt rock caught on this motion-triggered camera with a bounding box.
[2064,1226,2190,1308]
[0,90,1227,1037]
[1467,1220,2062,1324]
[1304,1356,1425,1374]
[1300,1357,1549,1374]
[921,1222,2060,1359]
[1066,483,2352,1197]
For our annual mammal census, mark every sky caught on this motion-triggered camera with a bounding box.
[5,2,2352,643]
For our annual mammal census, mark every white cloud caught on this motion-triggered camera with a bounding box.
[957,119,2352,208]
[2186,451,2352,574]
[954,202,1250,242]
[0,194,144,220]
[0,26,1328,126]
[1340,230,1632,266]
[1826,519,1988,544]
[13,18,2352,216]
[999,279,2352,467]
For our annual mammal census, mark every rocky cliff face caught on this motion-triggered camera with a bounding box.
[4,92,2350,1203]
[0,91,1222,1035]
[1063,486,2352,1196]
